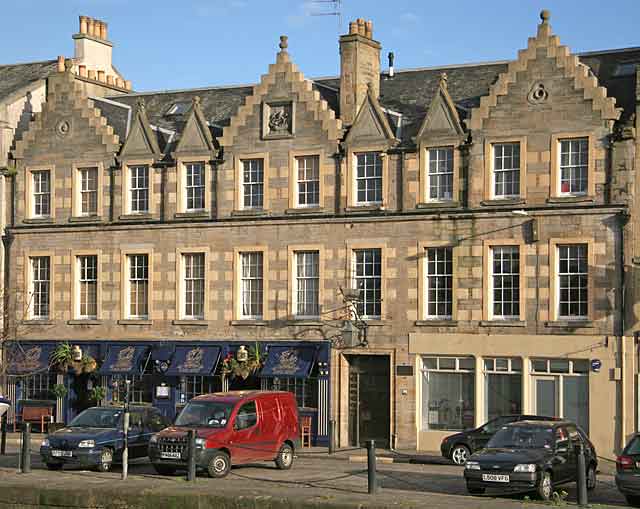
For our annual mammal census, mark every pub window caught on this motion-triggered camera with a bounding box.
[354,152,382,205]
[182,376,220,401]
[427,147,454,201]
[32,170,51,217]
[76,255,98,319]
[557,244,588,319]
[421,356,475,431]
[558,138,588,195]
[492,142,520,198]
[353,248,381,319]
[242,159,264,209]
[30,256,50,320]
[294,251,320,318]
[240,252,263,319]
[296,155,320,207]
[490,246,520,320]
[185,162,205,211]
[182,253,205,320]
[425,247,452,319]
[266,376,318,408]
[78,167,98,216]
[23,373,56,400]
[127,254,149,319]
[129,165,149,214]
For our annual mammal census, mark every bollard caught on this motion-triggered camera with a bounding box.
[366,439,378,494]
[328,419,336,455]
[576,442,588,507]
[1,413,7,455]
[20,423,31,473]
[187,430,196,482]
[121,410,129,480]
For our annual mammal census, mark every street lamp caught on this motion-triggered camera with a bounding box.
[341,319,356,348]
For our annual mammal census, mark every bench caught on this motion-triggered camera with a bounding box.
[14,405,53,432]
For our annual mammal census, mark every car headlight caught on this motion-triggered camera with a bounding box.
[465,461,480,470]
[195,438,205,448]
[149,435,158,444]
[41,439,50,448]
[514,463,536,473]
[78,440,95,448]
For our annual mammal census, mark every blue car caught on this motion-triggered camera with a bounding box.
[40,405,169,471]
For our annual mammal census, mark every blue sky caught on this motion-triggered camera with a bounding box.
[1,0,639,92]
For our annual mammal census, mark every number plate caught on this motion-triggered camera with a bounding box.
[482,474,509,483]
[160,451,181,459]
[51,450,72,458]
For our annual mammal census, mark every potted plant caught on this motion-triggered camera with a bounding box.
[81,354,98,374]
[52,384,68,400]
[89,386,106,404]
[50,343,73,373]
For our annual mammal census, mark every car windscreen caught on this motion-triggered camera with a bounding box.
[174,401,234,428]
[487,426,554,449]
[625,436,640,455]
[68,407,123,428]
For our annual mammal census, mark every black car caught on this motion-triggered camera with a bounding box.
[40,405,169,471]
[441,414,557,465]
[615,433,640,506]
[463,420,597,500]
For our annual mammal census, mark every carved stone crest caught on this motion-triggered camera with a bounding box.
[527,82,549,104]
[263,101,295,138]
[111,346,136,372]
[178,348,204,373]
[55,119,71,137]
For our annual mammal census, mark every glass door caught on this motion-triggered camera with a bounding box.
[533,376,558,418]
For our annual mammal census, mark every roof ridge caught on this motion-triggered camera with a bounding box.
[0,58,57,68]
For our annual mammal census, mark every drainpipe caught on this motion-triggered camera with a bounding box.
[619,211,629,448]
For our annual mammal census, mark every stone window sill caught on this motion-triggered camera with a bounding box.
[415,320,458,327]
[117,319,153,325]
[23,217,54,225]
[286,319,323,326]
[479,320,526,327]
[361,320,386,327]
[231,319,268,326]
[119,213,153,221]
[480,198,525,206]
[284,207,325,215]
[546,196,594,204]
[345,205,384,213]
[68,215,102,223]
[172,319,208,326]
[231,209,267,218]
[22,319,53,325]
[67,319,102,325]
[545,320,594,328]
[416,202,459,210]
[174,211,210,219]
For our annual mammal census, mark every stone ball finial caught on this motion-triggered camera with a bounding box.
[540,9,550,24]
[136,98,146,112]
[440,72,448,89]
[193,95,201,106]
[279,35,288,51]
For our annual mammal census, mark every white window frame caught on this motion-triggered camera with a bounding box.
[556,244,588,320]
[354,152,383,205]
[76,255,98,319]
[295,155,320,208]
[240,252,264,320]
[492,142,521,199]
[424,246,452,319]
[293,251,320,318]
[78,167,98,216]
[489,245,520,320]
[241,159,264,210]
[181,252,205,320]
[427,147,454,202]
[352,248,382,319]
[558,138,589,196]
[184,162,206,212]
[29,256,50,320]
[128,165,150,214]
[126,254,149,319]
[32,170,51,218]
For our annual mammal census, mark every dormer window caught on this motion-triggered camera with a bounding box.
[166,102,190,116]
[355,152,383,205]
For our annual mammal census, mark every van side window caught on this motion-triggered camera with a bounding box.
[235,401,257,430]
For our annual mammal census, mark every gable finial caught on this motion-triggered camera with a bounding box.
[136,98,146,113]
[193,95,201,107]
[540,9,550,24]
[279,35,288,52]
[439,72,448,90]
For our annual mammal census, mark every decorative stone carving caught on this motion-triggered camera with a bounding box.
[55,119,71,137]
[262,101,295,138]
[527,81,549,104]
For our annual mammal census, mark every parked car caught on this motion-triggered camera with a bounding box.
[463,420,597,500]
[40,405,169,471]
[616,433,640,506]
[149,390,300,478]
[441,414,558,465]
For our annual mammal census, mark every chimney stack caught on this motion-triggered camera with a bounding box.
[339,18,381,125]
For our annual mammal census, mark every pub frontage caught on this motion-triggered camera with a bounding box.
[2,339,330,445]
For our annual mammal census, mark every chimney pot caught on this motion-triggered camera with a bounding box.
[365,20,373,39]
[87,18,95,37]
[97,70,106,82]
[94,21,102,39]
[349,21,357,34]
[88,69,96,80]
[57,55,65,73]
[106,75,114,85]
[79,16,88,34]
[357,18,365,36]
[100,21,108,40]
[116,77,125,88]
[78,65,87,77]
[125,80,132,91]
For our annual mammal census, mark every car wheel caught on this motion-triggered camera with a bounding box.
[626,495,640,507]
[96,448,113,473]
[207,451,231,478]
[153,464,177,476]
[586,464,596,491]
[275,443,294,470]
[466,483,485,495]
[451,444,470,465]
[46,463,62,471]
[537,471,553,501]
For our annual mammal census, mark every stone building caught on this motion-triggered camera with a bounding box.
[1,11,639,457]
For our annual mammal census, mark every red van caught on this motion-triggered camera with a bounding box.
[149,391,300,478]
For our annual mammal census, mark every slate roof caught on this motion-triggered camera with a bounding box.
[0,59,57,102]
[100,46,640,150]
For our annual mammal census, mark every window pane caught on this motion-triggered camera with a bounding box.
[183,253,205,319]
[428,147,454,201]
[559,138,588,195]
[355,152,383,204]
[531,359,548,373]
[558,244,588,319]
[31,256,50,319]
[422,371,475,431]
[536,378,557,417]
[493,143,520,197]
[240,252,263,318]
[128,254,148,318]
[425,247,453,319]
[130,166,149,213]
[296,156,320,207]
[242,159,264,209]
[353,249,381,318]
[563,376,589,432]
[78,255,97,319]
[33,170,51,217]
[79,168,98,215]
[295,251,320,317]
[486,373,522,421]
[185,163,205,210]
[550,359,570,373]
[439,358,456,370]
[491,246,520,319]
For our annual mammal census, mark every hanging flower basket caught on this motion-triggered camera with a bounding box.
[81,355,97,374]
[50,343,73,374]
[221,343,263,380]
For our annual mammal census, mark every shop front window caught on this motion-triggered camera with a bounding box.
[110,374,153,404]
[265,376,318,408]
[421,356,474,431]
[483,357,522,421]
[23,373,56,400]
[182,376,220,401]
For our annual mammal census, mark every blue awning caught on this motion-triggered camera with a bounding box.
[5,343,55,375]
[165,345,221,376]
[260,345,317,378]
[99,345,149,375]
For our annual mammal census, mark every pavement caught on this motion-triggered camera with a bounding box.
[0,440,628,509]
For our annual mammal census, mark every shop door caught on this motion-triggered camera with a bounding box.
[347,355,390,448]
